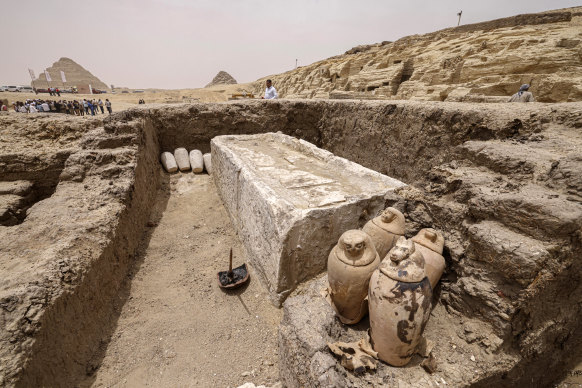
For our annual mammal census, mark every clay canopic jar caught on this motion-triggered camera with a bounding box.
[368,236,432,366]
[411,228,445,289]
[362,207,405,260]
[327,230,380,324]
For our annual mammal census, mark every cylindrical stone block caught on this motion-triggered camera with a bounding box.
[160,152,178,173]
[203,153,212,174]
[189,149,204,173]
[174,148,191,171]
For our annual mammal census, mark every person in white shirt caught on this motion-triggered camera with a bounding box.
[42,102,50,112]
[263,79,278,99]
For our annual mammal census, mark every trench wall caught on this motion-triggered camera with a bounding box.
[0,115,162,386]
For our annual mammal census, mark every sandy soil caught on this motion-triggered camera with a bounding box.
[559,362,582,388]
[84,172,282,388]
[0,83,256,112]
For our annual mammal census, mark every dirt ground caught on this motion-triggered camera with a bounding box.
[0,83,255,111]
[559,362,582,388]
[84,172,282,388]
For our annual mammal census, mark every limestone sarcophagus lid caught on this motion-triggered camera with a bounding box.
[211,132,406,305]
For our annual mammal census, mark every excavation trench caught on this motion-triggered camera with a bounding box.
[2,100,581,387]
[86,173,282,387]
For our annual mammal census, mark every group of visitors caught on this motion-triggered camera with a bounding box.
[138,99,146,104]
[11,98,113,115]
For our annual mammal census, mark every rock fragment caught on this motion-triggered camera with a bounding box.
[421,353,437,374]
[174,148,191,171]
[160,152,178,173]
[189,150,204,173]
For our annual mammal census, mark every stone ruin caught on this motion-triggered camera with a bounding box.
[1,99,581,387]
[206,71,238,88]
[32,57,109,91]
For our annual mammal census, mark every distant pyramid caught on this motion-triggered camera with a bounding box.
[32,57,108,90]
[205,71,237,87]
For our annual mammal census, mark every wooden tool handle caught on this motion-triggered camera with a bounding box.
[228,248,233,274]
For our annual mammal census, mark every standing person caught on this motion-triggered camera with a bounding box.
[98,99,104,114]
[80,100,85,116]
[83,99,89,114]
[262,79,278,99]
[88,100,95,115]
[105,99,112,114]
[56,88,61,97]
[508,84,535,102]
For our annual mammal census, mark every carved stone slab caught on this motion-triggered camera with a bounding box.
[211,132,406,305]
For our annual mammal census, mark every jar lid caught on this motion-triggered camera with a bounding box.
[411,228,444,254]
[371,207,405,235]
[334,230,378,267]
[379,236,426,283]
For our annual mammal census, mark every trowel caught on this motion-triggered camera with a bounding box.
[217,248,250,289]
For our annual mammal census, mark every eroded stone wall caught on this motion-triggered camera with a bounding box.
[249,8,582,103]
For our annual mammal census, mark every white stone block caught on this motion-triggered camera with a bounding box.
[203,153,212,174]
[160,152,178,173]
[189,150,204,173]
[174,148,191,171]
[211,132,406,305]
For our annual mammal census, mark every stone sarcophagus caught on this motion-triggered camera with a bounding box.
[211,133,406,305]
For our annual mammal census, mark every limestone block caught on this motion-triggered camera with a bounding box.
[173,148,191,171]
[189,150,204,173]
[203,153,212,174]
[211,132,406,305]
[160,152,178,173]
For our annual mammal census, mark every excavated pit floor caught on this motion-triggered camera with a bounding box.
[85,173,282,388]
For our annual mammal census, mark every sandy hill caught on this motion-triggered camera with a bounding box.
[32,57,109,90]
[205,71,237,87]
[250,7,582,102]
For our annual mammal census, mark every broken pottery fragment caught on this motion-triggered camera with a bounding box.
[368,236,432,366]
[189,149,204,173]
[328,230,380,324]
[412,228,445,289]
[174,147,191,171]
[362,207,405,259]
[160,152,178,173]
[328,340,377,374]
[203,153,212,174]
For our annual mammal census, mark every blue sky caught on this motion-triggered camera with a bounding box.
[1,0,579,88]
